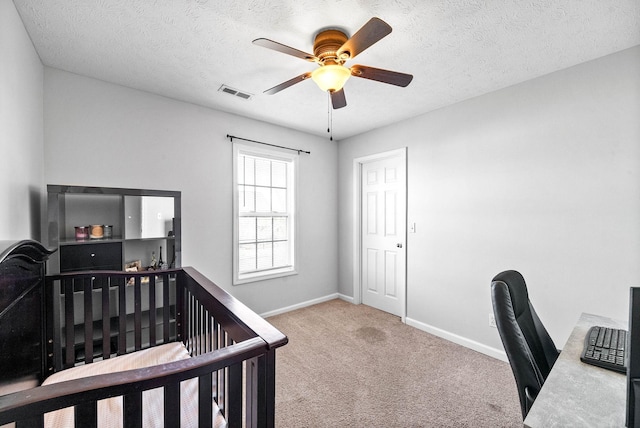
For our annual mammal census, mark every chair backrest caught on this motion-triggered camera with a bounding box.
[491,270,559,418]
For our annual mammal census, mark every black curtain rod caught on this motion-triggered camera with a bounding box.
[226,134,311,155]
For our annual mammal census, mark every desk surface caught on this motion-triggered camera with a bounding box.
[524,313,627,428]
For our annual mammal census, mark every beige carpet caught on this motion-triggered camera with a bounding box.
[268,299,521,427]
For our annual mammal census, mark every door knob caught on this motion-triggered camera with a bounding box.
[397,243,402,248]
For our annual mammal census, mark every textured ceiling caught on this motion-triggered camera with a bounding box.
[13,0,640,141]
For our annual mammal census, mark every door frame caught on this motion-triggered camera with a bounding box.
[352,147,407,321]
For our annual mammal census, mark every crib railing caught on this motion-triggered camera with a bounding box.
[46,269,182,370]
[0,266,287,428]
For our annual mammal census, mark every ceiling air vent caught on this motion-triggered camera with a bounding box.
[218,85,253,101]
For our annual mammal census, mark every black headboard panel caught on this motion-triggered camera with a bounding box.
[0,240,54,384]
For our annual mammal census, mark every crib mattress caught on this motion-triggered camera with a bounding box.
[42,342,227,428]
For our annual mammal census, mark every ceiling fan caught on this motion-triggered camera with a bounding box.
[253,17,413,109]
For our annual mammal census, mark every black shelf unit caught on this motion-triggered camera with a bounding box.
[46,185,181,274]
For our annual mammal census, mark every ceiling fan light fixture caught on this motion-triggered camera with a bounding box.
[311,64,351,92]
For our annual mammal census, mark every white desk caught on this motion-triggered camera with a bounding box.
[524,313,627,427]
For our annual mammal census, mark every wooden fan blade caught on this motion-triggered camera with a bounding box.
[253,38,316,62]
[264,72,312,95]
[337,17,392,60]
[350,65,413,87]
[330,89,347,109]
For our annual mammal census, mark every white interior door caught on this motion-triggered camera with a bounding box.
[360,151,406,317]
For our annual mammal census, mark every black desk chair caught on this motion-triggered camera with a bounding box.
[491,270,560,419]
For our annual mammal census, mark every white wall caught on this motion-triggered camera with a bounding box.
[43,68,338,314]
[15,0,640,356]
[338,46,640,356]
[0,0,44,240]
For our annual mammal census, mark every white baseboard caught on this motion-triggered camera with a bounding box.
[261,293,351,318]
[261,296,507,362]
[336,293,354,304]
[405,317,508,362]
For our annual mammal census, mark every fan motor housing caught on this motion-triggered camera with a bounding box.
[313,29,349,64]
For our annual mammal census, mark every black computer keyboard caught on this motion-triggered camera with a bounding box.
[580,325,627,373]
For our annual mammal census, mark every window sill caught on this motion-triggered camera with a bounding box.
[233,268,297,285]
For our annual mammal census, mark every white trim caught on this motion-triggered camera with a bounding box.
[405,317,508,362]
[336,293,354,304]
[352,148,408,319]
[233,268,298,285]
[352,162,362,305]
[260,293,342,318]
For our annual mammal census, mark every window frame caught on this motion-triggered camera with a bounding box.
[232,142,298,285]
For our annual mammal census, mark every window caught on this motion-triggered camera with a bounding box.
[233,143,297,284]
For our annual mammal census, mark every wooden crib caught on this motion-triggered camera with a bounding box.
[0,240,287,427]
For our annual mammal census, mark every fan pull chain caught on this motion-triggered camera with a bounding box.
[327,92,331,139]
[327,92,333,141]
